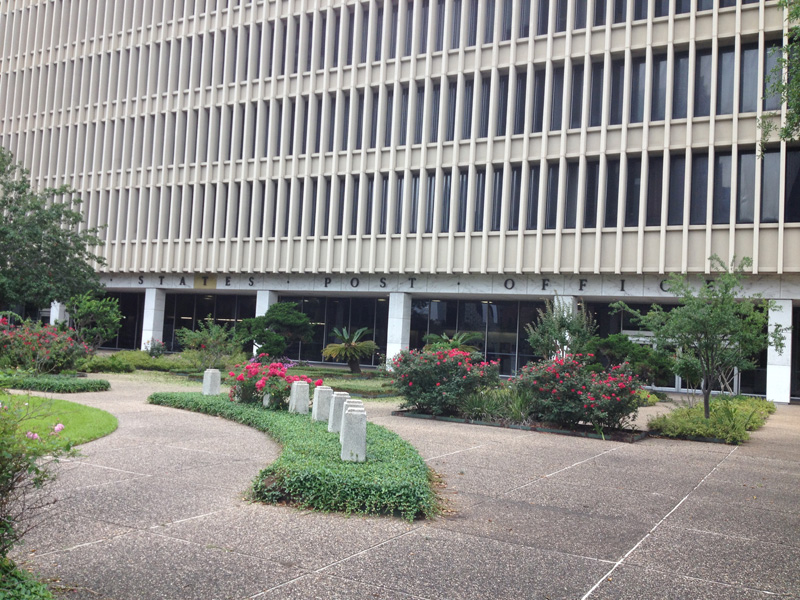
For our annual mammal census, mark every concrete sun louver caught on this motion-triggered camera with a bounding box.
[340,407,367,463]
[328,391,350,433]
[202,369,220,396]
[288,381,310,414]
[311,386,333,422]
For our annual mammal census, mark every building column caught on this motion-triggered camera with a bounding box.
[140,288,166,350]
[767,299,793,404]
[49,301,68,325]
[386,292,412,366]
[256,290,279,316]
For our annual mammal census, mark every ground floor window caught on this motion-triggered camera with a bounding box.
[101,292,145,350]
[162,293,256,350]
[278,296,389,366]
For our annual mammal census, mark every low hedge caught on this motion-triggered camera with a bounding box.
[77,354,136,373]
[648,395,775,444]
[148,392,438,520]
[0,559,54,600]
[0,375,110,393]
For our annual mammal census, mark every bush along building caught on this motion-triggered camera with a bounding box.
[1,0,798,402]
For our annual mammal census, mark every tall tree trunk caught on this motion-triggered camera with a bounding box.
[703,380,711,420]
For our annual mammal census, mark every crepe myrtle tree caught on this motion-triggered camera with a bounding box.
[613,257,788,420]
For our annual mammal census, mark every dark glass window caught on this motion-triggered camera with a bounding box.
[395,173,404,234]
[690,153,708,225]
[713,153,731,224]
[514,72,527,135]
[556,0,568,32]
[501,0,513,41]
[630,56,646,123]
[737,151,756,224]
[668,155,685,226]
[605,158,620,227]
[585,159,599,228]
[532,69,546,133]
[430,83,441,142]
[673,51,690,119]
[463,78,474,138]
[474,168,486,231]
[467,0,479,45]
[740,43,759,113]
[410,173,420,233]
[350,178,360,235]
[457,169,469,232]
[762,150,781,223]
[527,165,540,230]
[610,58,624,125]
[550,66,564,131]
[625,157,642,227]
[646,155,663,227]
[651,54,667,121]
[509,166,522,231]
[564,162,579,229]
[497,73,509,136]
[537,0,549,36]
[614,0,627,23]
[655,0,669,18]
[786,149,800,223]
[575,2,587,29]
[441,172,452,232]
[451,0,462,49]
[717,47,735,115]
[590,62,604,127]
[425,172,435,233]
[764,41,782,111]
[484,0,495,44]
[491,167,503,231]
[479,74,491,138]
[519,0,531,38]
[695,48,712,118]
[570,64,584,129]
[634,0,647,20]
[545,163,559,230]
[594,0,607,26]
[446,80,457,141]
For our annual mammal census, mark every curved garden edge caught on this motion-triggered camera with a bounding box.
[147,392,440,521]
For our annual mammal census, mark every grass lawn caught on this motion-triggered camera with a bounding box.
[3,393,118,446]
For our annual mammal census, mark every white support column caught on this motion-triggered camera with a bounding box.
[49,301,68,326]
[767,299,793,405]
[256,290,279,316]
[386,292,412,365]
[140,288,166,350]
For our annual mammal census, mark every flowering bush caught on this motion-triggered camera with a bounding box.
[392,349,500,416]
[143,338,167,358]
[0,319,89,375]
[511,355,640,431]
[176,317,237,371]
[0,395,76,558]
[227,354,322,410]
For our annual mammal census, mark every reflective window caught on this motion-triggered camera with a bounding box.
[605,158,620,227]
[570,63,584,129]
[713,153,731,224]
[630,56,646,123]
[590,62,604,127]
[564,162,579,229]
[550,66,564,131]
[509,166,522,231]
[762,150,781,223]
[694,49,712,117]
[610,58,624,125]
[717,47,735,115]
[673,51,690,119]
[668,155,685,226]
[545,163,559,230]
[474,168,486,231]
[737,151,756,224]
[514,72,527,134]
[690,153,708,225]
[491,167,503,231]
[646,155,663,227]
[651,54,668,121]
[527,165,540,230]
[625,157,642,227]
[585,159,600,228]
[740,43,759,113]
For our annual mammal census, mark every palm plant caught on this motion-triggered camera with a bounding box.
[322,327,379,374]
[422,331,483,353]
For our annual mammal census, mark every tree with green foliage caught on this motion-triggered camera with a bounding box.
[613,257,788,420]
[760,0,800,147]
[524,296,597,360]
[235,301,313,356]
[322,327,379,374]
[65,292,123,352]
[0,148,104,311]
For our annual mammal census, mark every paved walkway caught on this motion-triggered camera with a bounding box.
[12,374,800,599]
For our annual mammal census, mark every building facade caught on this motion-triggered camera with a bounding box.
[1,0,798,401]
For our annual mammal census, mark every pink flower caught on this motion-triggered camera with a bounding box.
[229,371,235,377]
[53,423,64,433]
[26,431,39,440]
[315,379,323,386]
[236,374,245,381]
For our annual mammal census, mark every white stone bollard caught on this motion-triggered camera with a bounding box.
[202,369,221,396]
[311,386,333,422]
[340,407,367,462]
[262,393,271,408]
[328,392,350,433]
[340,399,365,444]
[288,381,310,413]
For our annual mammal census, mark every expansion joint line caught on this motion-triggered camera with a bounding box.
[580,446,739,600]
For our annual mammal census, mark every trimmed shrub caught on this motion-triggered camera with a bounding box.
[112,351,195,372]
[148,392,438,520]
[510,356,641,431]
[77,354,135,373]
[391,349,500,416]
[0,375,110,393]
[648,395,775,444]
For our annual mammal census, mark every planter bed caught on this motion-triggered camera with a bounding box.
[391,410,648,443]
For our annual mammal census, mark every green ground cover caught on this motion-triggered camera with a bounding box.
[148,392,438,520]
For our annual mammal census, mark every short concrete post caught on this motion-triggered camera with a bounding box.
[340,399,365,443]
[202,369,220,396]
[340,407,367,462]
[262,393,271,408]
[288,381,310,414]
[311,386,333,422]
[328,392,350,433]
